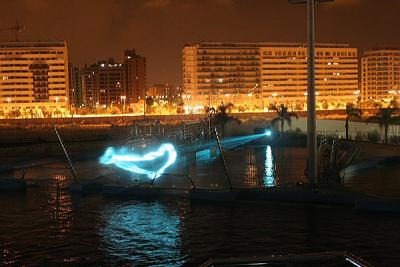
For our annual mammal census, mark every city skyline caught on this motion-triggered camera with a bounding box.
[1,0,400,85]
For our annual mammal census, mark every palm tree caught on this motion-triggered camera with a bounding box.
[344,103,362,140]
[366,107,400,144]
[271,104,298,134]
[211,102,239,137]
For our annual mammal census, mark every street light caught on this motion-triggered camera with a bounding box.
[289,0,335,187]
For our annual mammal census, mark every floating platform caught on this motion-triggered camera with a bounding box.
[0,179,26,192]
[102,185,190,199]
[238,187,358,206]
[64,182,400,213]
[355,197,400,213]
[69,181,104,194]
[190,189,238,202]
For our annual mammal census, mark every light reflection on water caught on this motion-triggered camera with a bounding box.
[48,174,73,236]
[192,146,306,189]
[100,201,186,266]
[264,146,276,187]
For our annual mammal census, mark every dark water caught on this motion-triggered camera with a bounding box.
[1,146,400,266]
[343,158,400,199]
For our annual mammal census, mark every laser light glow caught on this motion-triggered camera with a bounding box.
[99,143,177,179]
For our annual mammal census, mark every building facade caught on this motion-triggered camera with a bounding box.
[183,42,359,112]
[0,41,69,117]
[124,49,146,103]
[81,58,125,108]
[68,63,82,108]
[361,49,400,103]
[183,43,262,112]
[80,50,146,109]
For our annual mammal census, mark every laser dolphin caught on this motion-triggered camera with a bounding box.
[99,143,177,179]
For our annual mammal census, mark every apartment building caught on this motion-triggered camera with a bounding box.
[68,63,82,108]
[0,41,69,117]
[124,49,147,103]
[80,49,146,108]
[361,49,400,102]
[81,58,125,107]
[183,43,262,111]
[183,42,358,111]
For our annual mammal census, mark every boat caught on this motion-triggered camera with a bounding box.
[200,251,374,267]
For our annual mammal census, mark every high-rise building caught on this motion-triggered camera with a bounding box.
[361,49,400,102]
[80,50,146,108]
[183,42,359,111]
[124,49,146,103]
[81,58,125,108]
[183,43,261,111]
[68,63,82,108]
[0,41,69,117]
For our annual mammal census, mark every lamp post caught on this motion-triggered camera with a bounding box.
[290,0,334,187]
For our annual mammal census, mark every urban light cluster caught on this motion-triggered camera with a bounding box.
[1,41,400,118]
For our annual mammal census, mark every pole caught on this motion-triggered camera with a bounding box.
[53,126,80,184]
[307,0,318,186]
[214,128,233,191]
[208,81,212,139]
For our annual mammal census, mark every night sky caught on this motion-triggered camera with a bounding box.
[1,0,400,85]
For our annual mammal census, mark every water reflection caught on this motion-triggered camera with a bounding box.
[264,146,276,187]
[243,150,258,187]
[48,174,73,236]
[100,201,185,266]
[192,146,305,189]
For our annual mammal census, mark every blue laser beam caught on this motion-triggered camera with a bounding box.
[219,133,266,150]
[99,143,177,179]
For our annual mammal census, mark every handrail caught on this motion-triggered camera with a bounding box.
[200,251,374,267]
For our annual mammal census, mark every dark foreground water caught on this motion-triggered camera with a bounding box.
[1,145,400,266]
